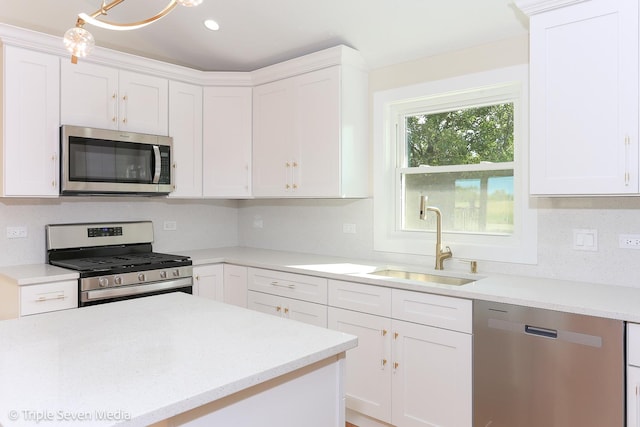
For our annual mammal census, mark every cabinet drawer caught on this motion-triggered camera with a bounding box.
[20,280,78,316]
[248,291,327,328]
[247,268,327,304]
[328,280,391,317]
[628,323,640,366]
[391,289,471,333]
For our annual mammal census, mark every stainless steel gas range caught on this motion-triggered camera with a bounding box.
[46,221,192,306]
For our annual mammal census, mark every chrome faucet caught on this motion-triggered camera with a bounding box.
[419,195,452,270]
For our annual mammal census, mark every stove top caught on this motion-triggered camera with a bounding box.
[50,252,191,274]
[46,221,192,277]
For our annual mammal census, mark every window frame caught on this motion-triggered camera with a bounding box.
[373,65,537,264]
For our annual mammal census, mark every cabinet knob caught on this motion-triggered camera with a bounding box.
[112,93,117,99]
[382,329,388,336]
[285,162,291,167]
[292,161,298,167]
[394,362,399,370]
[122,118,127,124]
[394,332,399,340]
[276,306,282,312]
[195,275,199,281]
[292,184,298,189]
[382,358,387,367]
[285,184,290,189]
[112,117,117,122]
[284,307,289,314]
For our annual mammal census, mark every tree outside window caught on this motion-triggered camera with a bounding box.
[401,103,515,235]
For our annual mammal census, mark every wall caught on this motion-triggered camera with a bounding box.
[238,35,640,289]
[0,197,239,266]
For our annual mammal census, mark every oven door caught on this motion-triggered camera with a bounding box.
[80,277,192,307]
[60,125,172,195]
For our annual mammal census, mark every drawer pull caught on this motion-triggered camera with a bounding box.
[36,293,66,302]
[270,281,295,289]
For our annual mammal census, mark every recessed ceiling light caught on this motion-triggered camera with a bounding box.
[204,19,220,31]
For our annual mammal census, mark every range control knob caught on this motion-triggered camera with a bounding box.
[172,269,180,277]
[114,276,122,285]
[137,273,146,282]
[98,277,109,288]
[160,271,168,279]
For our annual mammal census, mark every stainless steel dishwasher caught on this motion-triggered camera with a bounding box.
[473,300,624,427]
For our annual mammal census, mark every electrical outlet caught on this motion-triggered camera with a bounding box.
[6,226,27,239]
[343,223,357,234]
[163,221,177,231]
[619,234,640,249]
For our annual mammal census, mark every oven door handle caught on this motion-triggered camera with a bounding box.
[152,145,161,184]
[82,277,192,302]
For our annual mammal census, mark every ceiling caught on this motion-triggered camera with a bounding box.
[0,0,529,72]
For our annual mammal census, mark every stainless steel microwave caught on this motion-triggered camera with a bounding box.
[60,125,173,195]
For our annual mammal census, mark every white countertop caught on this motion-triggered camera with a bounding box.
[0,292,357,427]
[179,247,640,323]
[0,264,78,285]
[4,246,640,322]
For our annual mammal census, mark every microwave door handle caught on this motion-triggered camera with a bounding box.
[152,145,161,184]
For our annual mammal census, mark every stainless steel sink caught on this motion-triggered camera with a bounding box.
[371,269,474,286]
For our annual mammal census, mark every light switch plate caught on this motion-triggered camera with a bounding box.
[573,229,597,251]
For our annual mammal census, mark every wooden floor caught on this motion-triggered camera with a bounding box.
[346,423,357,427]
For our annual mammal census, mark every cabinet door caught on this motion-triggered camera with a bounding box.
[119,70,168,135]
[252,78,293,196]
[223,264,247,308]
[529,0,639,194]
[248,290,283,318]
[293,66,341,197]
[169,81,203,198]
[203,86,252,198]
[284,297,327,327]
[193,264,224,301]
[3,46,60,196]
[248,291,327,327]
[60,60,119,130]
[328,307,392,423]
[391,319,472,427]
[629,366,640,427]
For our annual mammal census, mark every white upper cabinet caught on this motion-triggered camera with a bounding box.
[253,53,369,198]
[168,80,203,198]
[1,46,60,197]
[61,61,169,135]
[203,86,252,198]
[520,0,639,195]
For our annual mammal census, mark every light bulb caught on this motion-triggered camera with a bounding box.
[177,0,203,6]
[204,19,219,31]
[63,27,95,58]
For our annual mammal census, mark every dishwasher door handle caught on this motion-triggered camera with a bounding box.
[525,325,558,339]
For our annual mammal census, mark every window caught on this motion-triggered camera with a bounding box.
[402,103,514,235]
[373,65,537,264]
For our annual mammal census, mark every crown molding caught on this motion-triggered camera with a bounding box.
[0,24,365,88]
[513,0,589,15]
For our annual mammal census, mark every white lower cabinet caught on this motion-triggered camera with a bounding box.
[248,290,327,327]
[193,264,247,308]
[247,268,328,327]
[0,279,78,319]
[328,280,472,427]
[328,307,392,423]
[629,323,640,426]
[391,319,472,427]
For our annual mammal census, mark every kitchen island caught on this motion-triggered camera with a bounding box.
[0,292,357,427]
